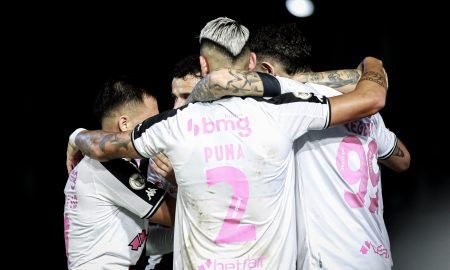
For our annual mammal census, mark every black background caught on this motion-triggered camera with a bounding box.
[20,1,449,269]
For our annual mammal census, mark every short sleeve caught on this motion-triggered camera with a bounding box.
[98,159,167,219]
[372,113,397,160]
[132,109,179,158]
[264,92,331,141]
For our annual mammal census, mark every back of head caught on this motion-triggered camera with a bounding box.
[93,77,154,128]
[199,17,251,70]
[250,23,312,75]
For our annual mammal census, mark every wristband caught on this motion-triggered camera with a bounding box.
[69,128,86,148]
[257,72,281,97]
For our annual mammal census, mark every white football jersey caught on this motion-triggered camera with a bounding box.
[280,80,396,270]
[132,90,330,269]
[64,157,167,270]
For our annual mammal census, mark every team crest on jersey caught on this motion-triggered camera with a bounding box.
[129,173,146,190]
[293,91,313,100]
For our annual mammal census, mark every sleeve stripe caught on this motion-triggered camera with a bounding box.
[378,135,398,160]
[142,192,167,219]
[259,92,328,105]
[131,131,147,158]
[324,97,331,129]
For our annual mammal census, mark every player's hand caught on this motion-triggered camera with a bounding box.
[152,153,176,185]
[66,143,83,174]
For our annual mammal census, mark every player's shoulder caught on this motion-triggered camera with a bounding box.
[261,91,328,106]
[72,156,98,173]
[370,112,384,126]
[305,83,341,97]
[75,156,119,180]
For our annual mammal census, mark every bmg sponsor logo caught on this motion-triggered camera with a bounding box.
[188,117,252,137]
[197,256,265,270]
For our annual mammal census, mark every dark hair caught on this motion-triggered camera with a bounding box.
[93,76,152,122]
[250,23,312,75]
[171,55,201,79]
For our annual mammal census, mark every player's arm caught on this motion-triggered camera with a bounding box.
[379,138,411,172]
[149,195,176,226]
[68,129,141,161]
[66,141,83,173]
[293,69,361,94]
[185,68,360,104]
[184,68,267,103]
[327,57,387,126]
[189,57,387,126]
[68,108,177,164]
[151,153,177,187]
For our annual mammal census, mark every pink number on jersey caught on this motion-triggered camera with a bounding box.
[367,139,380,213]
[337,136,380,212]
[337,136,368,208]
[206,166,256,244]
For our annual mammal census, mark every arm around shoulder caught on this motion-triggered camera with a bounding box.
[293,69,361,94]
[71,129,141,161]
[185,68,266,103]
[328,57,387,127]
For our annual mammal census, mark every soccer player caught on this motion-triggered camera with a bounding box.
[64,79,175,270]
[148,55,203,184]
[171,55,202,109]
[67,18,388,269]
[143,54,203,270]
[252,23,410,270]
[191,22,410,269]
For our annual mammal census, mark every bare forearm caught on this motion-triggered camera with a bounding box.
[186,68,264,103]
[294,69,361,93]
[75,130,139,160]
[329,60,387,126]
[149,195,176,226]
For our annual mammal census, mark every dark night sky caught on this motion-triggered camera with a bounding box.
[20,1,449,269]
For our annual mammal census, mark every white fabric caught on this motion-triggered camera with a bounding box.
[146,224,174,255]
[64,157,153,270]
[132,90,330,270]
[291,83,396,270]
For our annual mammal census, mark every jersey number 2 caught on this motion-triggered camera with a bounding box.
[207,166,256,244]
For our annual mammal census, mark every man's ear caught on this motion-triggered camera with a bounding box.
[118,115,130,132]
[248,52,257,71]
[261,61,277,76]
[200,55,209,77]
